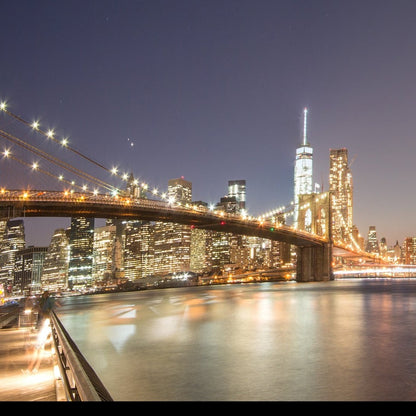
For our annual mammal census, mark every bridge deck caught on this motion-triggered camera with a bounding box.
[0,326,61,401]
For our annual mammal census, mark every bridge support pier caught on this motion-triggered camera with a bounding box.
[296,243,333,282]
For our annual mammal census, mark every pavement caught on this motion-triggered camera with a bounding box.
[0,316,65,401]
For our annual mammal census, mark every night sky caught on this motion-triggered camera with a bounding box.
[1,0,416,247]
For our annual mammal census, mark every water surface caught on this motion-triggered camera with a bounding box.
[57,279,416,401]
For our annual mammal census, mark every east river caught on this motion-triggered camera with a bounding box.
[56,278,416,401]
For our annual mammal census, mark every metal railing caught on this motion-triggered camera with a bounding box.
[49,310,113,401]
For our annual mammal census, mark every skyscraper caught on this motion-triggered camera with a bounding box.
[41,228,70,292]
[167,177,192,204]
[68,217,94,290]
[329,148,353,243]
[366,226,379,254]
[0,219,25,294]
[93,224,116,283]
[228,180,246,213]
[294,108,313,228]
[14,246,48,295]
[154,178,192,276]
[123,220,154,280]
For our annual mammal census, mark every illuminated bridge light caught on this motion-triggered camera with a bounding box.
[32,120,40,130]
[0,101,6,110]
[46,129,55,138]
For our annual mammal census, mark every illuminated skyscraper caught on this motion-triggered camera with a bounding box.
[14,246,48,295]
[68,217,94,289]
[0,219,25,294]
[228,180,246,213]
[123,220,155,280]
[329,148,353,243]
[403,238,416,264]
[294,108,313,228]
[154,178,192,276]
[41,228,70,292]
[366,226,379,254]
[168,177,192,204]
[93,225,116,283]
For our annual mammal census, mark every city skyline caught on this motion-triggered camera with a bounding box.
[1,0,416,246]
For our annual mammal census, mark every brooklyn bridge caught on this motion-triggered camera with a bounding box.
[0,101,382,283]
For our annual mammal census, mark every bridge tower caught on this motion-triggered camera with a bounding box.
[296,244,333,282]
[296,191,334,281]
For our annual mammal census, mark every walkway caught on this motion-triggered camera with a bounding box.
[0,320,64,401]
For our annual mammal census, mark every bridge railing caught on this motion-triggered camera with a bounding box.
[49,310,113,401]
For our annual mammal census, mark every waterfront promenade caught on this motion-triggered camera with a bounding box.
[0,325,62,401]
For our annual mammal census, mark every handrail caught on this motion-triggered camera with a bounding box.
[49,310,113,401]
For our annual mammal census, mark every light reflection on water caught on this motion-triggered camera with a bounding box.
[57,279,416,401]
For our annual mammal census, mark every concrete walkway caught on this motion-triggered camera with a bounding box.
[0,323,62,401]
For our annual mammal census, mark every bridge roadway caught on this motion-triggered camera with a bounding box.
[0,189,327,247]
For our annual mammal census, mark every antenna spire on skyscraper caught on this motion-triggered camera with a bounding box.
[303,107,308,146]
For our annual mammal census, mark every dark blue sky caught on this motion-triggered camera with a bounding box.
[1,0,416,246]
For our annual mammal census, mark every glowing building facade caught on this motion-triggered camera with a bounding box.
[294,108,313,228]
[14,246,48,295]
[366,225,379,254]
[0,219,25,294]
[154,178,192,276]
[123,220,154,280]
[41,228,70,292]
[228,180,246,213]
[93,225,116,283]
[68,217,94,289]
[403,238,416,264]
[329,148,353,243]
